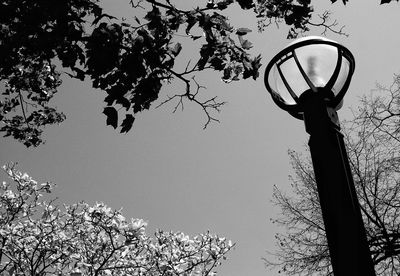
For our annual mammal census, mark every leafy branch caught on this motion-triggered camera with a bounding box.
[256,1,348,38]
[1,0,353,147]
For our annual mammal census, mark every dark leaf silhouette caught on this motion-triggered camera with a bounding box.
[172,43,182,56]
[120,114,135,133]
[91,12,117,26]
[235,0,254,9]
[191,35,202,41]
[103,107,118,129]
[236,27,252,36]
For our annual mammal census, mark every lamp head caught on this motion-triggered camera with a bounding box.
[264,36,355,119]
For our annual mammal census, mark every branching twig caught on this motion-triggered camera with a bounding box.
[156,71,226,129]
[18,90,30,128]
[129,0,145,9]
[307,11,348,37]
[130,0,176,11]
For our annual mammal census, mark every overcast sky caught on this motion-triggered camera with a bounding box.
[1,1,400,275]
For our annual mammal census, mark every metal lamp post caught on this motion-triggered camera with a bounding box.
[264,36,376,276]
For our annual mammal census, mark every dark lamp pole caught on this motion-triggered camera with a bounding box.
[264,36,376,276]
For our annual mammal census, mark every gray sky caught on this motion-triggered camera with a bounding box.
[1,1,400,275]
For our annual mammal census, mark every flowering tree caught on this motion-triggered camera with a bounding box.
[0,164,233,276]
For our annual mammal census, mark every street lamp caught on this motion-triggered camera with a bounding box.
[264,36,376,276]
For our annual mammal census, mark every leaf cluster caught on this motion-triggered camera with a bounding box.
[0,0,101,146]
[0,0,297,146]
[380,0,399,4]
[255,0,313,38]
[99,1,264,131]
[0,0,262,146]
[0,0,355,147]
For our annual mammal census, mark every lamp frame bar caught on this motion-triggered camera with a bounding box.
[264,39,355,119]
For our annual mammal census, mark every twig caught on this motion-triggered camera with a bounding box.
[18,90,30,128]
[307,11,348,37]
[156,72,225,129]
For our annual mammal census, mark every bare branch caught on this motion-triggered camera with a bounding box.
[17,90,30,128]
[307,11,349,37]
[268,74,400,274]
[156,69,226,129]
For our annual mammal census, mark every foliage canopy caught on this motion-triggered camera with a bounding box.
[0,0,353,147]
[1,0,399,147]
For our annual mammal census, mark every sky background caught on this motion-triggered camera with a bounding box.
[1,1,400,275]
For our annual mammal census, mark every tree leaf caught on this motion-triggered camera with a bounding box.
[120,114,135,133]
[236,27,252,36]
[191,35,202,41]
[198,44,213,70]
[235,0,254,9]
[92,13,117,26]
[134,16,141,24]
[171,43,182,56]
[71,67,85,81]
[217,1,229,10]
[103,107,118,129]
[240,39,253,50]
[185,14,197,35]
